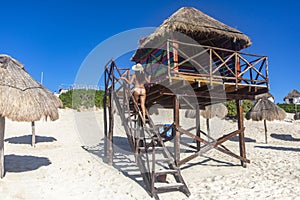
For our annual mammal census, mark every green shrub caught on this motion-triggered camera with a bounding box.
[225,100,254,118]
[59,89,105,110]
[277,103,298,113]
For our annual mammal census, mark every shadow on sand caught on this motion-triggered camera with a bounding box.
[181,156,239,170]
[4,154,51,175]
[255,145,300,152]
[230,135,256,143]
[4,135,57,145]
[82,136,147,191]
[83,135,241,190]
[270,133,300,142]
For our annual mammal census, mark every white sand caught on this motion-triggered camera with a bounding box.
[0,109,299,200]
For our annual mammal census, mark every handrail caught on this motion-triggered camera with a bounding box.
[164,40,268,88]
[168,39,267,57]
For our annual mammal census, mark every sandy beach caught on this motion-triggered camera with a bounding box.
[0,109,299,200]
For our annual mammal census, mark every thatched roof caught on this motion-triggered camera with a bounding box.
[132,7,251,62]
[246,97,286,121]
[201,103,228,119]
[284,89,300,100]
[185,103,228,119]
[0,54,62,122]
[254,92,274,100]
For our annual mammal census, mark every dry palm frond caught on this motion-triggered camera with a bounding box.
[0,54,62,122]
[246,98,286,121]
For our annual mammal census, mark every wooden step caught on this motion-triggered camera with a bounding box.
[147,146,164,151]
[147,158,172,163]
[154,169,177,176]
[131,118,150,123]
[154,182,184,190]
[152,158,172,163]
[130,126,154,133]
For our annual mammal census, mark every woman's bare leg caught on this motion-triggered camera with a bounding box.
[133,92,139,104]
[140,93,146,123]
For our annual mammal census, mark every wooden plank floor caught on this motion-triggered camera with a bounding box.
[145,75,268,109]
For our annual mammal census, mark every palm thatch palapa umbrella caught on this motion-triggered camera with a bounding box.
[283,89,300,104]
[246,97,286,144]
[185,103,228,139]
[0,54,62,178]
[132,7,251,62]
[201,103,228,139]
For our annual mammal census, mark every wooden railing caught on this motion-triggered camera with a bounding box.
[169,39,268,88]
[145,40,268,89]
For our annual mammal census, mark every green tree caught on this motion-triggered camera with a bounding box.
[59,90,73,108]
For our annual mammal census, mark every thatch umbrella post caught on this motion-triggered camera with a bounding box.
[263,119,268,144]
[246,97,286,144]
[0,116,4,178]
[206,118,211,141]
[200,103,228,141]
[31,121,36,147]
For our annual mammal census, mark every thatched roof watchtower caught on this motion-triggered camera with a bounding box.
[132,7,251,62]
[104,7,270,197]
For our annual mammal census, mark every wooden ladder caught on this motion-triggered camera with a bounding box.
[113,81,190,199]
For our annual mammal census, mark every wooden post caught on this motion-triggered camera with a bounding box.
[167,40,171,83]
[209,48,213,87]
[174,96,180,166]
[173,41,179,72]
[236,100,247,167]
[235,53,241,85]
[31,121,36,147]
[103,68,108,157]
[0,116,5,178]
[265,57,269,87]
[108,63,115,165]
[264,119,268,144]
[195,105,201,150]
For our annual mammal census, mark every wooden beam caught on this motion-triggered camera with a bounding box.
[103,67,108,157]
[108,63,115,165]
[178,127,207,143]
[195,105,201,151]
[174,96,180,166]
[178,127,246,166]
[215,128,245,146]
[236,100,247,167]
[173,41,179,72]
[214,145,250,163]
[178,144,215,166]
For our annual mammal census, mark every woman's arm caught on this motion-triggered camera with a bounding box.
[121,74,135,84]
[128,74,135,84]
[145,75,151,83]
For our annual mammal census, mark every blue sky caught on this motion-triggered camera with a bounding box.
[1,0,299,103]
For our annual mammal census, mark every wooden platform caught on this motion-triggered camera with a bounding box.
[145,74,268,109]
